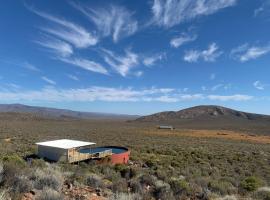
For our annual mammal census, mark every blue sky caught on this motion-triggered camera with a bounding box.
[0,0,270,115]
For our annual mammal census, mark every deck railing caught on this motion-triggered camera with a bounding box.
[68,148,112,163]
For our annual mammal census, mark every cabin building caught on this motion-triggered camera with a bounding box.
[36,139,130,164]
[158,125,174,130]
[36,139,96,163]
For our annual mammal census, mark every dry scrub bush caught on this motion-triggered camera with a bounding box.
[253,187,270,200]
[37,187,64,200]
[212,195,238,200]
[109,193,141,200]
[111,179,128,193]
[208,180,236,195]
[0,163,3,185]
[0,190,9,200]
[10,175,33,194]
[31,165,64,191]
[153,180,175,200]
[85,174,104,188]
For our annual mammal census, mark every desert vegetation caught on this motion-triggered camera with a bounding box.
[0,114,270,199]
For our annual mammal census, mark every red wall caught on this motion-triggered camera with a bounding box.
[111,150,130,164]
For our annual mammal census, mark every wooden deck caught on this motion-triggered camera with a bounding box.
[68,148,112,163]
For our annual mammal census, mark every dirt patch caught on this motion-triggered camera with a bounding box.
[144,129,270,144]
[62,183,107,200]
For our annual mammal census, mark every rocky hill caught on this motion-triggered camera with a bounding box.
[135,105,270,134]
[136,105,268,122]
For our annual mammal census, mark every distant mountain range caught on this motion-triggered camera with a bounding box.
[0,104,138,120]
[135,105,270,134]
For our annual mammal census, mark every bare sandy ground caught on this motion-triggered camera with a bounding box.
[143,129,270,144]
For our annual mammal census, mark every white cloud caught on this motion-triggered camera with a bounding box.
[0,86,175,102]
[23,62,40,72]
[211,84,224,91]
[72,3,137,42]
[102,48,139,77]
[201,86,207,91]
[30,8,98,48]
[67,74,79,81]
[253,80,265,90]
[208,94,253,101]
[0,86,254,103]
[59,57,108,75]
[254,1,270,17]
[6,83,21,90]
[183,50,201,62]
[231,43,270,62]
[179,94,204,101]
[35,36,73,57]
[170,33,197,48]
[210,73,216,80]
[151,0,237,28]
[134,71,143,77]
[143,53,165,66]
[183,88,188,92]
[202,83,231,91]
[184,43,222,62]
[41,76,56,85]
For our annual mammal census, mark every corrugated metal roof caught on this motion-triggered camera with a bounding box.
[36,139,95,149]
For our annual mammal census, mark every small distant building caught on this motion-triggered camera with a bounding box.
[36,139,130,164]
[158,125,174,130]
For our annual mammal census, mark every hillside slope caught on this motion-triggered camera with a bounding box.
[135,105,270,134]
[0,104,138,120]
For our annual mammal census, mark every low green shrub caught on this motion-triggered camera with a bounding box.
[169,178,190,195]
[240,176,263,192]
[0,155,26,167]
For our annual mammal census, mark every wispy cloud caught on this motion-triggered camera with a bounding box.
[151,0,237,28]
[184,43,222,62]
[59,57,108,75]
[0,86,254,103]
[231,43,270,62]
[71,3,138,42]
[41,76,56,85]
[254,1,270,18]
[23,62,41,72]
[102,48,139,77]
[29,7,98,48]
[143,53,165,66]
[210,73,216,80]
[35,36,73,57]
[6,83,21,90]
[211,84,224,91]
[67,74,79,81]
[208,94,253,101]
[134,71,143,77]
[211,83,232,91]
[253,80,268,90]
[170,33,197,48]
